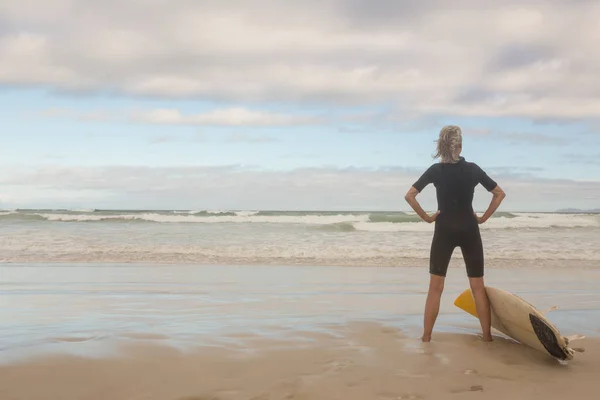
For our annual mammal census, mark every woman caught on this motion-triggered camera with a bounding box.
[404,125,506,342]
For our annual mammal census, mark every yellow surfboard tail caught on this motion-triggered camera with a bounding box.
[453,288,479,318]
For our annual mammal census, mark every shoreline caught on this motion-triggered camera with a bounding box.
[2,207,599,213]
[2,257,600,269]
[2,262,599,399]
[1,321,599,400]
[2,263,599,354]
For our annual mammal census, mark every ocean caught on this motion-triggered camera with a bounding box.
[1,209,599,268]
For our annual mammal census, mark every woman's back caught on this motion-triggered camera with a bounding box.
[412,157,497,217]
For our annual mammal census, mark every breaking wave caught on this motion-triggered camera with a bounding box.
[0,209,598,231]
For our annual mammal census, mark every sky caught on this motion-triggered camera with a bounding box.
[1,0,599,211]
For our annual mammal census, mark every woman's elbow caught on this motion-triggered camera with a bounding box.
[405,188,417,202]
[493,186,506,199]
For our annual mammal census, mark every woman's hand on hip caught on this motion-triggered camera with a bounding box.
[424,210,440,223]
[474,212,485,224]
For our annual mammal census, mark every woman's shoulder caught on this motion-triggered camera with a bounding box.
[423,162,442,173]
[460,157,485,170]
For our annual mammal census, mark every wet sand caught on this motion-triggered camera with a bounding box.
[1,321,599,400]
[1,263,599,399]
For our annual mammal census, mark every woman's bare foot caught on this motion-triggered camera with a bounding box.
[421,334,432,343]
[475,333,493,342]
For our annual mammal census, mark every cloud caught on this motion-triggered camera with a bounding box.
[1,163,599,211]
[143,130,277,145]
[149,135,178,144]
[563,153,600,166]
[225,133,277,143]
[2,0,599,121]
[501,133,567,145]
[467,129,569,145]
[35,106,321,127]
[35,107,112,122]
[131,107,320,127]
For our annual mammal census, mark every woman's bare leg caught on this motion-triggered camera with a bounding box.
[422,274,445,342]
[469,277,492,341]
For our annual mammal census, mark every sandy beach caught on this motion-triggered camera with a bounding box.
[1,263,599,399]
[1,322,600,400]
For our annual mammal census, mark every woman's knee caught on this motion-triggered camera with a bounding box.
[468,277,485,293]
[429,274,445,293]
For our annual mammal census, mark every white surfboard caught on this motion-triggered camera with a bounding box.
[454,287,585,360]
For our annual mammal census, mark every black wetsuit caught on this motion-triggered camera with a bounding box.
[412,157,497,278]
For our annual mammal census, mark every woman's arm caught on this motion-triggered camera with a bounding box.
[475,185,506,224]
[404,186,440,223]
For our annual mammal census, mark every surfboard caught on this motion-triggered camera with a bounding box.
[454,287,585,360]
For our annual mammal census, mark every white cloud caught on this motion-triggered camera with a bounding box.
[149,135,178,144]
[1,164,598,211]
[35,105,323,128]
[466,129,569,145]
[1,0,599,120]
[131,108,319,127]
[35,107,112,122]
[31,106,586,147]
[563,153,600,166]
[225,133,277,143]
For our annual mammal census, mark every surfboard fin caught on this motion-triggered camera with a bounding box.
[564,334,586,344]
[565,346,585,358]
[564,335,586,356]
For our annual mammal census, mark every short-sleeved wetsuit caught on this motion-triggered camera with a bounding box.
[412,157,497,278]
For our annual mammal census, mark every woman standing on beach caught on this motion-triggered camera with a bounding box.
[404,126,506,342]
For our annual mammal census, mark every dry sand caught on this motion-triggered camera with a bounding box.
[1,321,598,400]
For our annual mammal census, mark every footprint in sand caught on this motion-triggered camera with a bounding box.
[434,353,451,365]
[323,360,354,373]
[378,393,424,399]
[249,393,295,400]
[395,369,430,379]
[450,385,484,394]
[53,336,97,343]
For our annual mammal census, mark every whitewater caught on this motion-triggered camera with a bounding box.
[1,209,599,268]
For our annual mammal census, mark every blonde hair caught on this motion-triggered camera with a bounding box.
[434,125,462,163]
